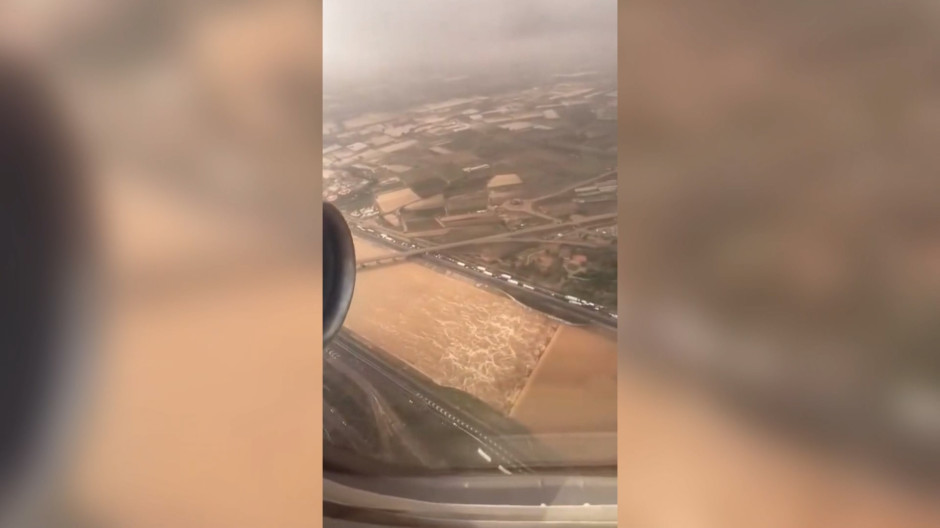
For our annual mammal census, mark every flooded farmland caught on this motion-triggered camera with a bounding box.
[344,237,562,413]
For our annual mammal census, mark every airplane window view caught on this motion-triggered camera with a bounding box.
[2,0,616,523]
[5,0,940,526]
[323,0,618,475]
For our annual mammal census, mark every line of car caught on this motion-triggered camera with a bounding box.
[353,223,617,320]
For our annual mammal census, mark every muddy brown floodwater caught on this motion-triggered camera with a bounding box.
[346,237,588,416]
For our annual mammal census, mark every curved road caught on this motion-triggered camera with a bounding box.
[356,212,616,266]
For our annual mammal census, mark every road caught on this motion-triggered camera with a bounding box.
[532,170,616,204]
[353,229,618,330]
[355,212,616,266]
[327,331,538,473]
[502,237,604,248]
[499,170,616,219]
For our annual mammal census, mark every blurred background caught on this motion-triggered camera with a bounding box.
[620,1,940,527]
[2,0,939,526]
[2,1,321,526]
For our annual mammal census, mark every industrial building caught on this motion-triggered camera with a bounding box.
[487,173,523,205]
[401,194,446,218]
[445,192,489,216]
[375,187,422,215]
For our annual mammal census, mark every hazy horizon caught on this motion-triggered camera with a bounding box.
[324,0,617,85]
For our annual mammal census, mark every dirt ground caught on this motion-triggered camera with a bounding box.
[511,325,617,434]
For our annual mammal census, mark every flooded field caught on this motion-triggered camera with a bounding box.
[345,237,560,413]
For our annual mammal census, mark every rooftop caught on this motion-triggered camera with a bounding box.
[375,187,422,214]
[383,164,412,174]
[488,173,523,189]
[403,194,445,211]
[343,113,395,130]
[380,139,418,153]
[499,121,533,131]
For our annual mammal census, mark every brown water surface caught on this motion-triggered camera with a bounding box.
[346,237,560,413]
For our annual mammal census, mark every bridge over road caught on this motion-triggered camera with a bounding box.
[356,213,616,269]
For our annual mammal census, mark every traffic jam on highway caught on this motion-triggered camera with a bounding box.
[354,224,618,322]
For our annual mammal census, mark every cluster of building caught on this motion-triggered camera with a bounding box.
[322,169,370,204]
[573,180,617,204]
[323,74,617,236]
[368,172,524,232]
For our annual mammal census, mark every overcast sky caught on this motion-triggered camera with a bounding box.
[324,0,617,83]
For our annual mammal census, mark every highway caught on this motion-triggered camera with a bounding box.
[500,237,604,248]
[497,170,616,219]
[532,170,616,204]
[351,170,618,329]
[327,331,539,473]
[355,212,616,266]
[352,227,618,330]
[438,256,618,329]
